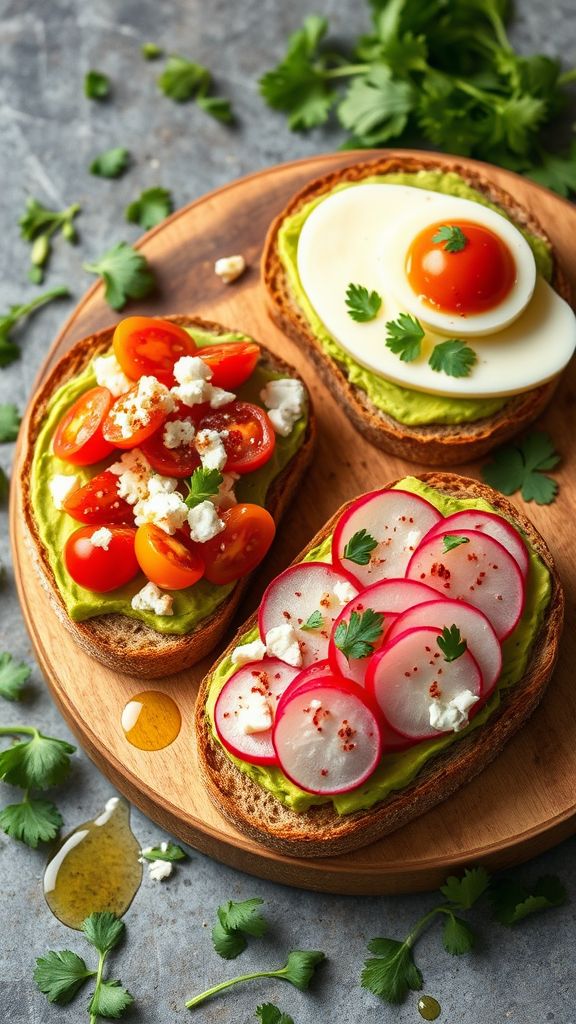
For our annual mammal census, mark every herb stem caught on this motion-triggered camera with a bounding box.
[185,967,281,1009]
[558,68,576,85]
[0,725,38,739]
[323,63,370,78]
[404,905,451,948]
[17,287,70,316]
[89,949,108,1024]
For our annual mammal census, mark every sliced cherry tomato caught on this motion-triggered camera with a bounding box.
[53,387,115,466]
[199,341,260,390]
[113,316,196,386]
[64,525,139,593]
[102,382,170,449]
[62,470,134,525]
[200,504,275,585]
[199,401,275,474]
[135,523,205,590]
[140,406,201,478]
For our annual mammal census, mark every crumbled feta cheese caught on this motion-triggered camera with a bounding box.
[92,353,131,397]
[208,386,235,409]
[90,527,113,550]
[260,378,306,436]
[429,690,479,733]
[214,254,246,284]
[195,428,228,471]
[171,357,235,408]
[309,699,322,710]
[163,418,196,449]
[212,472,239,510]
[171,377,212,407]
[110,375,175,438]
[187,500,225,543]
[265,624,302,667]
[131,581,174,616]
[238,692,273,735]
[109,448,152,505]
[230,638,268,667]
[148,859,173,881]
[333,580,358,606]
[134,490,189,534]
[147,474,178,495]
[173,356,213,384]
[49,474,78,510]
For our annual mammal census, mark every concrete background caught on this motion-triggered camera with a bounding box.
[1,1,575,1021]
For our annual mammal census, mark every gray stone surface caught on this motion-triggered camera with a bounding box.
[1,2,575,1021]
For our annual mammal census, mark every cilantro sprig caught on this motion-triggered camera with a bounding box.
[212,897,268,960]
[345,283,382,322]
[0,724,75,846]
[185,950,325,1009]
[436,625,467,662]
[84,70,111,100]
[490,875,567,925]
[343,528,378,566]
[0,653,31,701]
[334,609,384,662]
[385,313,424,363]
[82,242,155,310]
[429,339,477,378]
[125,187,173,230]
[158,55,233,122]
[442,535,470,553]
[0,286,70,368]
[301,610,324,632]
[385,314,477,378]
[482,431,561,505]
[256,1005,294,1024]
[19,199,80,283]
[185,467,223,509]
[432,225,468,253]
[90,147,130,179]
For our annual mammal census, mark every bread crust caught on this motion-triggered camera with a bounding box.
[20,316,316,678]
[195,473,564,857]
[262,155,572,465]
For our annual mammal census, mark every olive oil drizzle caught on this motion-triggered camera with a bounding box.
[121,690,182,750]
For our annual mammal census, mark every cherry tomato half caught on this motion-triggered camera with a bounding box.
[140,406,201,478]
[199,341,260,390]
[64,525,139,592]
[53,387,115,466]
[62,470,134,525]
[113,316,197,386]
[199,401,275,474]
[102,382,170,449]
[135,523,205,590]
[201,504,276,585]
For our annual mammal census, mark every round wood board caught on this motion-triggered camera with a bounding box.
[11,150,576,894]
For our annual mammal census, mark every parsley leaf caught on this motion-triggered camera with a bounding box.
[33,950,94,1004]
[490,874,567,926]
[334,609,384,661]
[436,625,467,663]
[482,431,560,504]
[140,841,187,862]
[0,729,75,789]
[432,225,468,253]
[528,142,576,197]
[82,242,155,310]
[442,534,470,552]
[258,16,337,130]
[440,867,491,910]
[345,283,382,322]
[197,94,234,123]
[385,313,424,362]
[83,912,125,955]
[158,54,209,100]
[338,64,414,145]
[256,1004,294,1024]
[212,897,268,960]
[0,287,69,368]
[442,914,475,955]
[0,652,31,700]
[89,980,134,1019]
[125,187,173,230]
[185,467,223,509]
[429,339,477,378]
[361,937,423,1004]
[90,148,130,179]
[142,42,163,60]
[84,70,110,100]
[0,404,20,441]
[0,797,63,847]
[185,950,325,1009]
[302,610,324,632]
[343,528,378,565]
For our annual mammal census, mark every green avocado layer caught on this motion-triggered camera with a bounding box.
[205,477,551,815]
[277,170,553,427]
[30,327,308,636]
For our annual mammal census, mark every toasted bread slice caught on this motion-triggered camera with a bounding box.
[262,155,572,465]
[196,473,564,857]
[20,316,316,678]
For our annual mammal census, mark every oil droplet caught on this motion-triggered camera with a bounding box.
[418,994,441,1020]
[121,690,181,750]
[44,797,142,930]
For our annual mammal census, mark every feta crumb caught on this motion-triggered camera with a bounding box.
[92,353,131,397]
[187,500,225,543]
[309,699,322,710]
[195,428,228,471]
[333,580,358,606]
[147,474,178,495]
[108,448,152,505]
[110,375,175,438]
[265,623,302,667]
[230,638,268,667]
[134,489,189,534]
[429,690,479,733]
[214,254,246,284]
[212,472,239,510]
[49,474,78,510]
[148,859,173,882]
[173,355,213,385]
[163,418,196,449]
[90,527,113,550]
[171,377,212,407]
[238,692,273,735]
[131,581,174,616]
[260,378,306,437]
[208,386,235,409]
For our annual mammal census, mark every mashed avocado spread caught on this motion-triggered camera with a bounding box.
[278,170,553,427]
[206,477,552,815]
[31,327,308,636]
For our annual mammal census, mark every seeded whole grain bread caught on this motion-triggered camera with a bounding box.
[262,155,573,465]
[20,316,316,679]
[195,473,564,858]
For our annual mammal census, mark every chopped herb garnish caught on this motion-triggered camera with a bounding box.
[0,404,20,442]
[0,653,31,701]
[334,609,384,661]
[343,528,378,566]
[82,242,155,310]
[185,950,325,1009]
[139,841,187,863]
[432,225,468,253]
[141,42,163,60]
[0,287,69,368]
[436,625,467,662]
[256,1004,294,1024]
[345,283,382,322]
[301,610,324,632]
[442,535,470,552]
[429,339,477,378]
[158,55,233,121]
[0,724,75,847]
[89,147,130,179]
[212,897,268,960]
[482,431,560,505]
[385,313,424,362]
[490,874,567,926]
[84,70,111,100]
[125,187,173,230]
[19,199,80,283]
[185,467,222,509]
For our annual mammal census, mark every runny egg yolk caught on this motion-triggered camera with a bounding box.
[406,220,517,316]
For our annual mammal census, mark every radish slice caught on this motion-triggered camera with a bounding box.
[328,578,443,685]
[332,489,443,588]
[273,677,383,795]
[258,562,359,667]
[274,660,337,719]
[406,530,525,640]
[214,658,301,765]
[422,510,529,579]
[366,627,482,740]
[385,599,502,697]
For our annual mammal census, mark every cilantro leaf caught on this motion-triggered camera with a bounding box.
[343,528,378,566]
[338,64,414,145]
[385,313,424,362]
[0,652,31,700]
[84,70,110,100]
[429,339,477,378]
[197,94,234,123]
[334,609,384,661]
[490,874,567,926]
[212,897,268,960]
[0,287,70,368]
[83,242,155,310]
[88,979,134,1019]
[442,534,470,552]
[158,54,210,101]
[256,1004,294,1024]
[0,797,63,847]
[33,950,94,1004]
[0,730,75,789]
[361,937,423,1004]
[142,42,163,60]
[82,912,125,955]
[482,431,560,504]
[211,920,247,960]
[186,950,325,1008]
[0,404,21,442]
[436,625,467,663]
[345,283,382,322]
[432,225,468,253]
[302,610,324,632]
[442,914,475,955]
[259,16,337,130]
[140,841,187,862]
[19,200,79,282]
[125,187,173,230]
[440,866,491,910]
[185,467,222,509]
[527,142,576,197]
[90,148,130,179]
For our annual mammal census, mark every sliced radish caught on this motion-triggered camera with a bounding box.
[214,658,301,765]
[422,510,529,579]
[406,530,525,640]
[258,562,359,667]
[328,578,443,686]
[332,489,443,588]
[273,677,383,795]
[366,627,482,740]
[385,598,501,697]
[275,660,336,720]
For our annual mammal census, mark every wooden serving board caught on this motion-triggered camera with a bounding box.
[11,150,576,894]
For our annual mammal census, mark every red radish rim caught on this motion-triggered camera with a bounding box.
[422,509,529,577]
[214,658,298,767]
[257,560,360,639]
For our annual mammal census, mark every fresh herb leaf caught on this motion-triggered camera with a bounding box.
[432,225,468,253]
[125,187,173,230]
[185,467,223,509]
[0,468,8,503]
[88,979,134,1019]
[528,142,576,198]
[440,867,491,909]
[338,63,414,145]
[334,609,384,661]
[0,652,31,700]
[385,313,424,362]
[258,16,337,130]
[0,404,20,441]
[442,914,475,955]
[211,921,247,960]
[302,610,324,632]
[0,797,63,847]
[19,199,80,282]
[482,431,560,504]
[83,912,125,955]
[490,874,567,926]
[185,950,325,1009]
[90,148,130,179]
[197,94,234,123]
[158,54,210,100]
[84,70,110,100]
[345,283,382,322]
[33,950,94,1004]
[140,841,187,862]
[256,1004,294,1024]
[142,42,163,60]
[0,729,75,789]
[212,897,268,959]
[442,534,470,552]
[0,287,69,367]
[343,528,378,566]
[429,339,477,378]
[436,625,467,663]
[82,242,155,310]
[361,937,423,1004]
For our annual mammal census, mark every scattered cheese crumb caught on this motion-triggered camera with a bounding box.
[49,474,78,510]
[187,500,225,543]
[90,527,113,550]
[133,489,189,534]
[230,638,268,667]
[333,580,358,606]
[93,353,132,397]
[173,356,213,384]
[214,254,246,284]
[171,356,235,409]
[131,581,174,616]
[260,378,306,436]
[109,448,152,505]
[239,692,273,735]
[148,859,173,882]
[212,472,239,510]
[147,474,178,495]
[429,690,479,733]
[208,386,236,409]
[195,428,228,471]
[163,418,196,449]
[110,375,175,439]
[265,623,302,667]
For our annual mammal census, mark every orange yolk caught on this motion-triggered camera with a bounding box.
[406,221,516,316]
